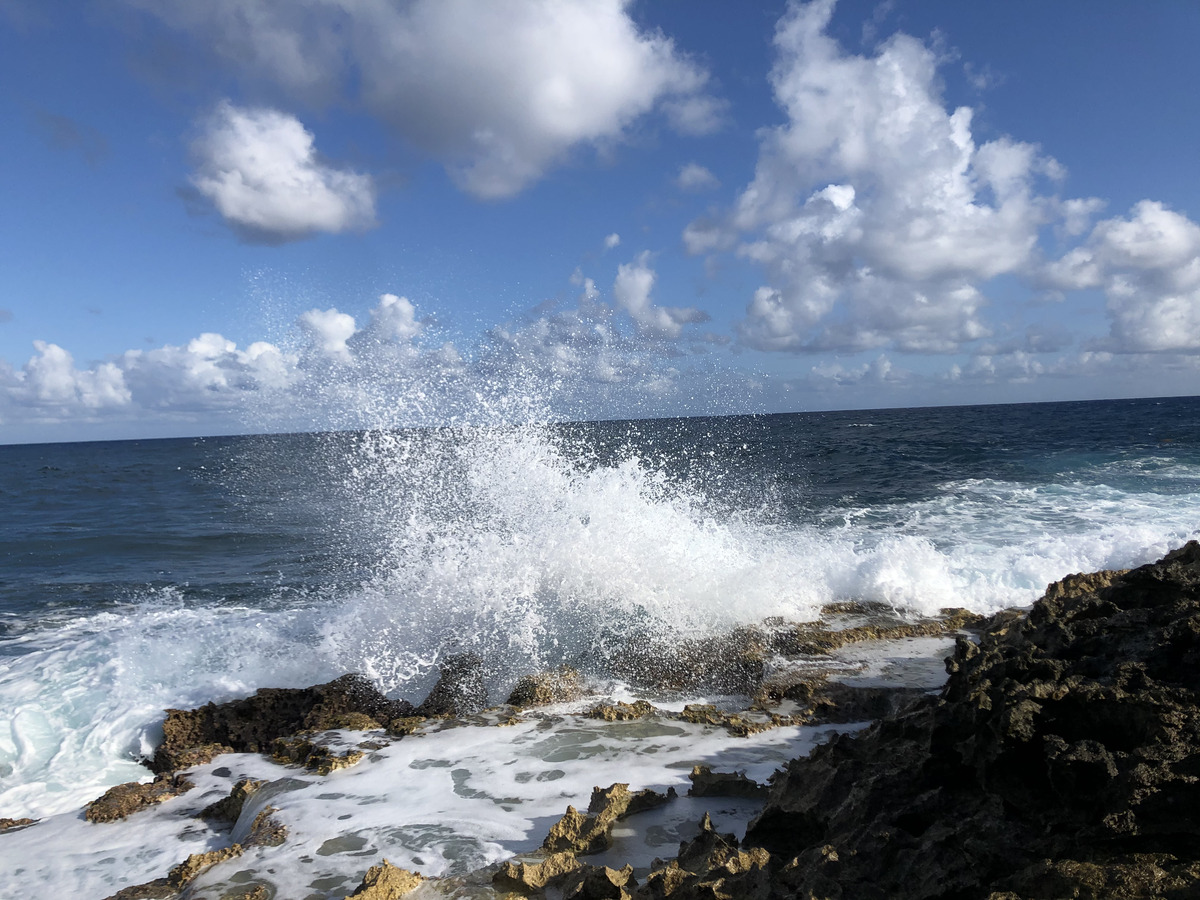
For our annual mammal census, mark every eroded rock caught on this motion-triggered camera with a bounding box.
[507,666,586,707]
[544,783,676,854]
[199,778,264,824]
[687,765,766,799]
[86,774,195,823]
[344,859,424,899]
[743,542,1200,899]
[0,816,35,831]
[587,700,657,721]
[415,652,487,717]
[493,851,584,892]
[151,673,412,774]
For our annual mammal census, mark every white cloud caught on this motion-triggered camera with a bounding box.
[299,307,359,360]
[694,0,1062,355]
[604,233,621,250]
[613,252,710,339]
[676,162,719,192]
[143,0,717,200]
[1045,200,1200,352]
[190,101,377,243]
[15,341,131,411]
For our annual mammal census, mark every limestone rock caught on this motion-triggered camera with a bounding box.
[586,700,656,721]
[151,673,412,773]
[544,783,676,854]
[563,863,636,899]
[243,806,288,848]
[493,851,584,891]
[0,816,35,831]
[344,859,424,899]
[168,845,244,888]
[86,774,194,823]
[743,541,1200,899]
[687,766,766,799]
[415,652,488,717]
[271,736,364,773]
[507,666,585,707]
[199,778,264,824]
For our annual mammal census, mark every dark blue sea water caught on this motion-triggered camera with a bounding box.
[2,396,1199,823]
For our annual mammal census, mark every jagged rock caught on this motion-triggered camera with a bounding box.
[773,607,985,657]
[493,851,584,891]
[639,815,772,899]
[344,859,424,898]
[0,816,35,831]
[688,766,766,799]
[612,628,767,694]
[415,652,488,717]
[387,716,426,735]
[151,673,412,773]
[544,783,676,854]
[271,736,364,773]
[243,806,288,847]
[742,542,1200,899]
[507,666,586,707]
[102,880,175,900]
[563,863,636,899]
[199,778,264,823]
[168,845,244,888]
[677,704,794,736]
[587,700,657,721]
[223,887,269,900]
[85,774,195,823]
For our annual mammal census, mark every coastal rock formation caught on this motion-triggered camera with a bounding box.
[737,542,1200,899]
[687,765,766,799]
[415,652,488,717]
[151,673,413,773]
[86,774,195,823]
[343,859,424,899]
[507,665,586,707]
[544,783,677,854]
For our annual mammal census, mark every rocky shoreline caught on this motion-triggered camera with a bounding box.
[11,544,1200,899]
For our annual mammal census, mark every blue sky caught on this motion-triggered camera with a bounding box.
[2,0,1200,443]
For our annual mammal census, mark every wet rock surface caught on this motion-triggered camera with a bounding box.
[343,859,424,898]
[151,673,413,773]
[415,651,488,717]
[544,783,677,854]
[736,542,1200,899]
[507,665,586,707]
[86,774,195,823]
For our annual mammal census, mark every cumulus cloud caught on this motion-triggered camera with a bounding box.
[613,252,710,339]
[693,0,1063,355]
[676,162,720,192]
[604,233,621,250]
[140,0,718,199]
[1044,200,1200,353]
[190,101,377,243]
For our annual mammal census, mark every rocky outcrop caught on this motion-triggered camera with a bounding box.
[507,665,586,707]
[414,652,488,717]
[198,778,264,824]
[151,673,413,773]
[86,774,195,823]
[544,783,677,854]
[0,816,36,831]
[738,542,1200,899]
[687,765,766,799]
[343,860,424,899]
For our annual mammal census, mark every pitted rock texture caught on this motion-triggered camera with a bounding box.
[742,542,1200,900]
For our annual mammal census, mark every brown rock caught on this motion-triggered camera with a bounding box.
[507,666,586,707]
[168,845,244,888]
[151,673,412,774]
[344,859,424,898]
[544,783,676,854]
[586,700,657,721]
[199,778,264,824]
[415,652,488,717]
[271,736,364,773]
[86,774,195,823]
[687,766,766,799]
[564,863,636,899]
[0,817,35,831]
[102,879,174,900]
[244,806,288,848]
[493,851,584,891]
[742,542,1200,899]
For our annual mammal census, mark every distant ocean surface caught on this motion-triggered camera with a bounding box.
[3,396,1200,821]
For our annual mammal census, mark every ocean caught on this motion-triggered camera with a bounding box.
[2,395,1199,897]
